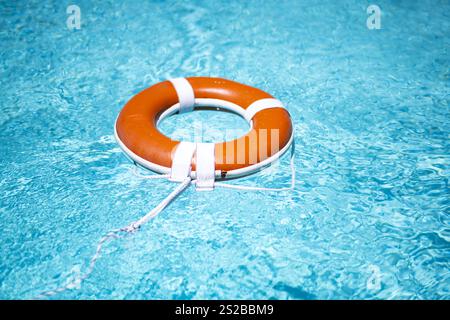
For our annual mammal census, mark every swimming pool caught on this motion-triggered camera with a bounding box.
[0,0,449,299]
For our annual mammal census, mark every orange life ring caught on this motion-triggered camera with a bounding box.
[115,77,293,180]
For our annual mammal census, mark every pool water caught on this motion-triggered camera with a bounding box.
[1,0,449,299]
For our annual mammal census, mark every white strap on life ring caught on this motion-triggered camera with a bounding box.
[195,143,216,191]
[244,98,285,122]
[169,78,195,114]
[170,142,196,182]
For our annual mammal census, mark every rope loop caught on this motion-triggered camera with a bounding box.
[36,147,295,299]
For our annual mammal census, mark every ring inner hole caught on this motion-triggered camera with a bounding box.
[157,105,251,143]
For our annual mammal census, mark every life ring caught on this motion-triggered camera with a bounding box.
[115,77,293,186]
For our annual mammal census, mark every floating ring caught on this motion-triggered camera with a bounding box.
[115,77,293,181]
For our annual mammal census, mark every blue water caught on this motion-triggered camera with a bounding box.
[1,0,449,299]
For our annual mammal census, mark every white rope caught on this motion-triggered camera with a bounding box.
[35,228,125,299]
[35,176,192,299]
[124,177,191,232]
[213,149,296,192]
[36,148,295,299]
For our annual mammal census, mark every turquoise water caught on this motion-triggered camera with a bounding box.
[1,0,449,299]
